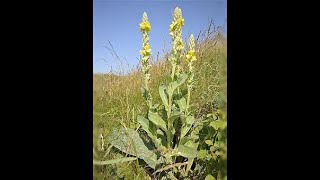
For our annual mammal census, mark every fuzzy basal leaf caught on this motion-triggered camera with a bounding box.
[180,115,195,140]
[108,127,158,169]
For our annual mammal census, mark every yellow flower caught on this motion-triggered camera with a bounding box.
[186,34,196,62]
[179,17,184,26]
[191,55,197,62]
[169,17,184,33]
[186,51,193,59]
[169,24,174,32]
[140,21,151,32]
[140,45,151,56]
[144,44,151,54]
[176,40,184,50]
[186,50,196,62]
[171,21,178,31]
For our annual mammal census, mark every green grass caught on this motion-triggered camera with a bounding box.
[93,25,227,179]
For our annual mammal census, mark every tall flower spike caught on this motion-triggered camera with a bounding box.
[169,7,185,80]
[186,34,197,115]
[140,12,152,108]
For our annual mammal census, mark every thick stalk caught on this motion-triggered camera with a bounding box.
[167,94,173,148]
[167,55,177,147]
[171,63,176,81]
[186,61,193,115]
[144,75,152,108]
[186,86,191,116]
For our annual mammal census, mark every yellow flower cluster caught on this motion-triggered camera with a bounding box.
[186,50,197,62]
[140,21,151,32]
[140,12,151,32]
[140,44,151,56]
[175,40,184,52]
[186,34,196,63]
[140,12,152,64]
[169,17,184,34]
[169,7,184,44]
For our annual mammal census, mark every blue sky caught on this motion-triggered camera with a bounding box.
[93,0,227,73]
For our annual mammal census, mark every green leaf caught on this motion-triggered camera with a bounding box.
[176,144,198,158]
[183,139,198,149]
[157,129,164,136]
[180,124,192,140]
[179,136,189,145]
[176,97,187,112]
[158,137,167,148]
[167,171,178,180]
[159,85,169,111]
[108,127,158,169]
[210,120,221,130]
[186,115,195,124]
[168,114,180,125]
[190,120,203,140]
[168,73,188,95]
[148,111,168,132]
[180,116,195,140]
[210,146,216,152]
[137,115,156,139]
[93,157,137,165]
[205,140,213,146]
[198,150,207,159]
[205,174,216,180]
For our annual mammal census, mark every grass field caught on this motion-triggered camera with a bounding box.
[93,23,227,179]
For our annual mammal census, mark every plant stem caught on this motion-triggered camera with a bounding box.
[167,57,176,147]
[186,86,191,116]
[167,94,173,148]
[171,63,176,81]
[186,60,194,116]
[144,75,152,108]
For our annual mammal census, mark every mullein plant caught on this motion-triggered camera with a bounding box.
[165,7,185,149]
[107,7,195,173]
[140,12,153,109]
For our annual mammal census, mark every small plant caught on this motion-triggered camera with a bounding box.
[94,7,226,180]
